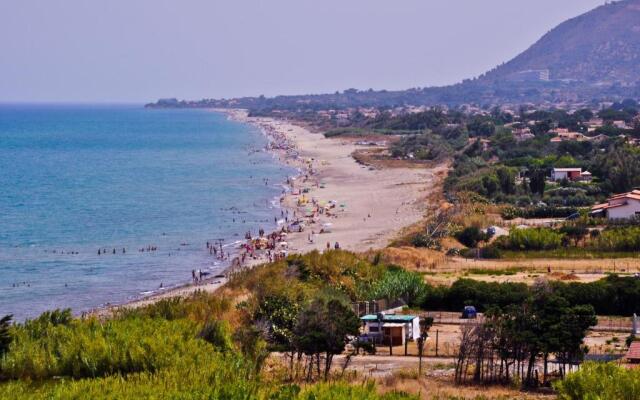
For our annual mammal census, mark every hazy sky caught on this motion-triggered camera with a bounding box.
[0,0,606,103]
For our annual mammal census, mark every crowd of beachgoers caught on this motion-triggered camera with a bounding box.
[221,116,346,276]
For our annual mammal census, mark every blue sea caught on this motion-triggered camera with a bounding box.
[0,104,294,320]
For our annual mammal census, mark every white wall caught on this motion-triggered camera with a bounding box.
[608,199,640,220]
[551,171,568,181]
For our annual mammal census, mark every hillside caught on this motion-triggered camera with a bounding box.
[481,0,640,86]
[148,0,640,109]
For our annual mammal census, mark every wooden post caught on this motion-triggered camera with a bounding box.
[418,337,424,375]
[435,329,439,357]
[404,335,408,356]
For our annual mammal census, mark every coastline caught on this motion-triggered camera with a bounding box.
[92,109,442,315]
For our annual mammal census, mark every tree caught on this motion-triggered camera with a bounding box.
[294,297,360,380]
[529,167,546,196]
[559,224,588,247]
[253,294,301,352]
[417,316,434,375]
[482,175,499,197]
[496,167,516,195]
[596,144,640,193]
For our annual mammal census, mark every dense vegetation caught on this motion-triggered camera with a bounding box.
[422,274,640,316]
[485,225,640,255]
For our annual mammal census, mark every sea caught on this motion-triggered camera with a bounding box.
[0,104,295,321]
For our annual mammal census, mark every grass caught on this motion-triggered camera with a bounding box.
[464,267,530,276]
[499,248,640,260]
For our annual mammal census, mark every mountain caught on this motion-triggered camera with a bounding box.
[148,0,640,109]
[480,0,640,86]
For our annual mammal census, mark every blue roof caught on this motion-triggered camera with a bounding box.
[361,314,417,322]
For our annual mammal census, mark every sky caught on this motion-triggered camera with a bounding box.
[0,0,606,103]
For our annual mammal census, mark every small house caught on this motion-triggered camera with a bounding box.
[551,168,583,182]
[591,190,640,220]
[360,314,420,346]
[551,131,588,142]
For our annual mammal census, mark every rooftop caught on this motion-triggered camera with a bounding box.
[626,341,640,361]
[553,168,582,172]
[361,314,417,323]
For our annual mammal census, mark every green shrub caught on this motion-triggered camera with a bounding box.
[554,362,640,400]
[500,206,520,220]
[1,316,210,380]
[455,226,487,248]
[367,269,428,307]
[596,226,640,251]
[496,227,564,251]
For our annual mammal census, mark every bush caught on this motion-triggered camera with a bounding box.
[479,245,501,259]
[198,320,234,353]
[596,226,640,251]
[500,206,520,220]
[368,269,428,307]
[454,226,487,248]
[496,227,564,251]
[501,206,579,220]
[554,362,640,400]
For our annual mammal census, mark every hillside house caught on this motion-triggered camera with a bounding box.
[587,134,609,143]
[514,128,535,142]
[613,120,631,130]
[360,314,420,346]
[551,168,591,182]
[587,118,604,132]
[591,190,640,220]
[550,131,588,142]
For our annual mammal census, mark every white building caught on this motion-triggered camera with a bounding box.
[360,314,420,346]
[591,190,640,220]
[551,168,591,182]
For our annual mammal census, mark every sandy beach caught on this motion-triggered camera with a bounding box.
[234,110,442,254]
[95,109,443,314]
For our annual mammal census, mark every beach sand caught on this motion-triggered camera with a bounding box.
[94,110,444,315]
[238,111,443,254]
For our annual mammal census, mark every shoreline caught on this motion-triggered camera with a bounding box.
[92,109,442,316]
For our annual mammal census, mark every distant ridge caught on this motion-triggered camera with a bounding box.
[148,0,640,109]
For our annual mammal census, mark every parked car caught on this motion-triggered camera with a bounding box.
[461,306,477,319]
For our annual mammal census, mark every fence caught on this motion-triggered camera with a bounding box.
[351,299,407,317]
[594,316,633,332]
